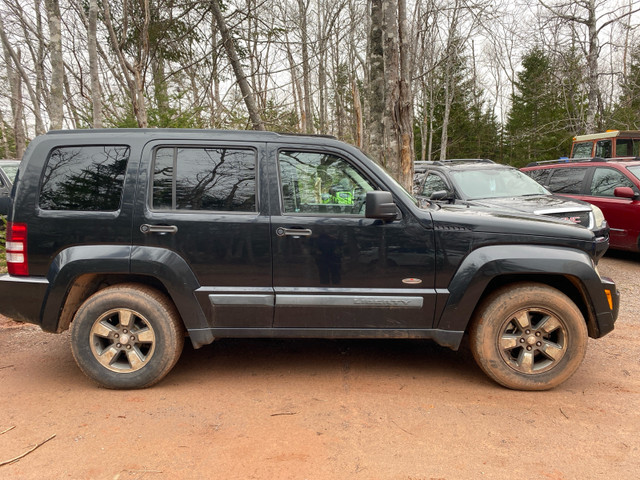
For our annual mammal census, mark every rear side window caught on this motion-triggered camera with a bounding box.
[547,167,588,194]
[39,145,130,211]
[524,168,549,185]
[152,147,256,212]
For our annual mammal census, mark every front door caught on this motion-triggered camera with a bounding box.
[269,146,437,330]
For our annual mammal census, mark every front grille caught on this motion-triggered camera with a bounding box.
[545,211,591,227]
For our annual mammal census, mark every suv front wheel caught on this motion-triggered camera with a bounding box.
[70,284,185,389]
[469,283,588,391]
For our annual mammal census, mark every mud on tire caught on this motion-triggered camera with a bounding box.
[70,284,184,389]
[469,282,588,391]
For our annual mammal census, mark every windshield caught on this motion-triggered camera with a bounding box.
[450,168,550,200]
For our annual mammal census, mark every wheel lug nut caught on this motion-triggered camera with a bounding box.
[535,331,541,337]
[116,343,121,348]
[115,334,119,338]
[536,341,542,347]
[127,345,131,350]
[123,329,128,334]
[526,346,532,351]
[525,330,531,334]
[520,338,525,343]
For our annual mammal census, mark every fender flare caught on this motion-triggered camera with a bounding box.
[41,245,213,347]
[435,245,604,333]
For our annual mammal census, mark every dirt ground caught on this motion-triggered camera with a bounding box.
[1,252,639,480]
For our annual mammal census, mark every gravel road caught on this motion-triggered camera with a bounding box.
[0,251,638,479]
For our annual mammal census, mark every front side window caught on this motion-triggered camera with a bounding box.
[421,173,449,197]
[590,168,636,197]
[40,145,130,211]
[571,142,593,158]
[152,147,256,212]
[279,151,374,215]
[547,167,588,194]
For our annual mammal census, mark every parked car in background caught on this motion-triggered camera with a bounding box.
[0,159,20,216]
[413,159,609,254]
[522,158,640,252]
[570,130,640,159]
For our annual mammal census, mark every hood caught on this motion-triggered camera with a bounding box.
[466,194,591,215]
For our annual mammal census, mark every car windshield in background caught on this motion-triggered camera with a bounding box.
[450,169,550,200]
[2,165,19,183]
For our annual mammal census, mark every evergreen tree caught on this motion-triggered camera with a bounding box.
[612,44,640,130]
[506,48,572,166]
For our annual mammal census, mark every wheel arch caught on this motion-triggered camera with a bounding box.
[41,245,214,348]
[435,245,604,339]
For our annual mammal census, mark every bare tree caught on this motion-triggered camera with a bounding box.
[539,0,640,132]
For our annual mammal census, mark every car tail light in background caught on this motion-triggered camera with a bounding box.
[6,222,28,276]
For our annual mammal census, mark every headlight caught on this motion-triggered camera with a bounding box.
[591,204,606,228]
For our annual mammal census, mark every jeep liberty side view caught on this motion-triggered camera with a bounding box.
[0,129,619,390]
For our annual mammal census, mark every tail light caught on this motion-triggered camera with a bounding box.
[6,222,28,276]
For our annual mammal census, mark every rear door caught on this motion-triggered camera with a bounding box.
[132,139,273,328]
[268,144,437,331]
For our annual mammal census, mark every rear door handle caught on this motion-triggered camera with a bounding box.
[276,227,312,238]
[140,224,178,234]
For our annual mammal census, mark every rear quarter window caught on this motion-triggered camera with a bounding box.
[39,145,130,211]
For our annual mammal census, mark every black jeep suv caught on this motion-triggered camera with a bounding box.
[0,129,619,390]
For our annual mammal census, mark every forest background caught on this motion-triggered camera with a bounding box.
[1,0,640,187]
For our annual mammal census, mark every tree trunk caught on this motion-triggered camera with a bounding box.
[88,0,103,128]
[210,0,265,131]
[368,0,385,166]
[297,0,314,134]
[45,0,64,129]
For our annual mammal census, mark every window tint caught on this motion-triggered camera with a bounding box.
[571,142,593,158]
[547,167,588,194]
[590,168,635,196]
[421,173,449,197]
[152,147,256,212]
[40,145,129,211]
[279,151,374,215]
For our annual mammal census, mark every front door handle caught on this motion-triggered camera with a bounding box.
[276,227,312,238]
[140,224,178,234]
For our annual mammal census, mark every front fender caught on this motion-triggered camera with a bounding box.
[435,245,606,333]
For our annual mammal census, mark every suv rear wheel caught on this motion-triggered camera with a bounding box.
[469,283,588,391]
[70,284,184,389]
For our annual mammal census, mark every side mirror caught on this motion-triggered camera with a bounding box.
[365,191,398,221]
[614,186,638,199]
[430,189,453,201]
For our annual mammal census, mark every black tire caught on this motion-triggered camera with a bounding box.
[469,283,588,391]
[70,284,184,389]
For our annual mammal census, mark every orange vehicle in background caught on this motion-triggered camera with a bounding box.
[570,130,640,159]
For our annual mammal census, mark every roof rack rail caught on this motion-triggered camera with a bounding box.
[525,156,616,167]
[414,158,495,167]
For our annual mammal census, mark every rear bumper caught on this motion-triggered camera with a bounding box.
[0,274,49,327]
